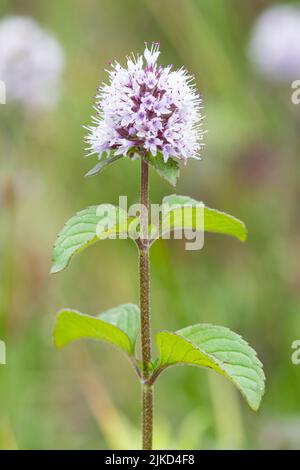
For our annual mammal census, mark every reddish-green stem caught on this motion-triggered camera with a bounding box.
[139,155,153,450]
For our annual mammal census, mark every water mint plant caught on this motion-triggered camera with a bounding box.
[51,44,265,450]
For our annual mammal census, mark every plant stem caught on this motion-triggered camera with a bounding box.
[139,155,153,450]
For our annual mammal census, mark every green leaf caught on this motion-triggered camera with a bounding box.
[85,154,124,177]
[148,153,180,187]
[51,205,137,274]
[54,303,140,356]
[156,324,265,411]
[160,194,247,242]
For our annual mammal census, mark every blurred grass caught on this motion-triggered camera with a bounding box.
[1,0,300,449]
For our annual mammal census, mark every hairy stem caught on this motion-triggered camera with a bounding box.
[139,155,153,450]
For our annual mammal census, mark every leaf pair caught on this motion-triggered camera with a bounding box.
[54,304,265,411]
[86,152,179,187]
[51,195,247,274]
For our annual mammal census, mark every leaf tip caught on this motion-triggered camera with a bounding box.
[53,309,69,348]
[240,224,248,242]
[85,167,99,177]
[248,396,263,412]
[50,263,63,274]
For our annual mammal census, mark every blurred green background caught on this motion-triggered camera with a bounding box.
[1,0,300,450]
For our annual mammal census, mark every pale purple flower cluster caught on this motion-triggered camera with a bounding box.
[85,43,204,163]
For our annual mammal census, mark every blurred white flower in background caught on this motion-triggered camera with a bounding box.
[248,5,300,82]
[0,16,64,110]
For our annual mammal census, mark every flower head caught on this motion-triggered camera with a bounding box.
[248,5,300,82]
[85,43,204,163]
[0,16,64,110]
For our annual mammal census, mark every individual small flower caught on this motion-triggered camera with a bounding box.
[85,43,204,163]
[248,5,300,82]
[0,16,65,110]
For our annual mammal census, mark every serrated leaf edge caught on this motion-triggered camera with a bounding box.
[156,326,265,411]
[53,308,135,356]
[50,206,138,274]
